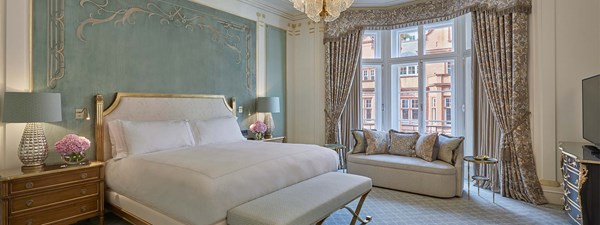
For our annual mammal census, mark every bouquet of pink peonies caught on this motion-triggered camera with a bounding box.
[55,134,91,155]
[249,121,268,134]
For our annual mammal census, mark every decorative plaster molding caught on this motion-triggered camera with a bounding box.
[287,23,301,36]
[76,0,255,94]
[47,0,65,89]
[240,0,306,21]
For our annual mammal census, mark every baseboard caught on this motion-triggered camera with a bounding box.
[542,184,564,205]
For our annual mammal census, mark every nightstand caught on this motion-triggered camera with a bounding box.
[0,162,104,225]
[249,136,286,143]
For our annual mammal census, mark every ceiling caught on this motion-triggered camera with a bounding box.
[240,0,416,20]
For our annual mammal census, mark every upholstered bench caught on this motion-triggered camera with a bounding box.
[227,172,372,225]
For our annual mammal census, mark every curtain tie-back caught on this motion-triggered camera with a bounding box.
[506,111,531,135]
[500,111,531,162]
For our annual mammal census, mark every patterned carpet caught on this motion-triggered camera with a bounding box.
[78,185,568,225]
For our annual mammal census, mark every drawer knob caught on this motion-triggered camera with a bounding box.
[25,219,33,225]
[25,200,34,207]
[565,204,571,211]
[80,173,88,179]
[577,214,582,221]
[80,206,87,212]
[25,182,34,189]
[564,173,570,179]
[81,188,87,195]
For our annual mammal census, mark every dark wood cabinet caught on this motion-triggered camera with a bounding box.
[560,142,600,225]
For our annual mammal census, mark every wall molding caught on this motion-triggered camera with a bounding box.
[75,0,255,94]
[46,0,65,89]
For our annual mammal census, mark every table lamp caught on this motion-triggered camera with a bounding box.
[2,92,62,168]
[256,97,280,139]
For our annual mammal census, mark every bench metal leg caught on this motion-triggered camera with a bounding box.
[347,191,372,225]
[315,190,372,225]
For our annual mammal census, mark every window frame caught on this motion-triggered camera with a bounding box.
[359,15,471,136]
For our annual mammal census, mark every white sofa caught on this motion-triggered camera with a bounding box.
[347,143,463,198]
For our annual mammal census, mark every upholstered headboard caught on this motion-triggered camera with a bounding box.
[95,93,236,162]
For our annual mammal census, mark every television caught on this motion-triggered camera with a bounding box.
[583,74,600,149]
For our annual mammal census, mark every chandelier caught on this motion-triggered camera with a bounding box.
[289,0,354,22]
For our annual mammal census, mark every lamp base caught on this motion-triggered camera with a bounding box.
[264,113,274,139]
[21,164,45,173]
[18,123,49,167]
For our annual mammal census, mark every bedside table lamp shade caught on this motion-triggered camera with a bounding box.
[256,97,280,139]
[2,92,62,167]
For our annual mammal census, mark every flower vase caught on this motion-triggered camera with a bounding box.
[61,152,87,165]
[255,132,264,140]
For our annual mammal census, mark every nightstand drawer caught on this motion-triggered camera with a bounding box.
[10,182,99,214]
[9,167,100,195]
[11,197,99,225]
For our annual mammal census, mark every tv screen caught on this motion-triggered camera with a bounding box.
[583,74,600,147]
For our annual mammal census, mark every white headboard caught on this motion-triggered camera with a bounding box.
[95,93,236,161]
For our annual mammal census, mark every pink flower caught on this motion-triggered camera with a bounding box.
[54,134,91,155]
[249,121,267,133]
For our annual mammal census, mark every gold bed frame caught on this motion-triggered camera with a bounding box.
[95,92,235,162]
[95,92,235,225]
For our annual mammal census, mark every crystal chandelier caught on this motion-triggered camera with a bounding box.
[290,0,354,22]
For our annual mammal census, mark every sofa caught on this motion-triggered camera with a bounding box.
[346,130,464,198]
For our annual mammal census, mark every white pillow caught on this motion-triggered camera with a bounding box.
[107,120,128,159]
[190,116,245,145]
[120,120,195,155]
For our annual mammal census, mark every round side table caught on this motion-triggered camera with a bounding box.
[324,144,347,173]
[464,156,499,202]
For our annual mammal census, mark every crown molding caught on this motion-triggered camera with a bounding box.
[239,0,307,21]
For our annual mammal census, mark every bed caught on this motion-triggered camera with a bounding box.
[94,93,338,225]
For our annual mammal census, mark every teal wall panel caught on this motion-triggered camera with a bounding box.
[32,0,256,162]
[265,26,286,138]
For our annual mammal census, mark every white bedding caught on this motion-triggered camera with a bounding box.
[105,140,338,225]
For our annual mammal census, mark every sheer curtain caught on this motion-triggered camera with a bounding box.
[340,69,362,151]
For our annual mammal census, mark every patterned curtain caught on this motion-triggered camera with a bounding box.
[472,10,547,204]
[325,29,363,144]
[340,69,363,150]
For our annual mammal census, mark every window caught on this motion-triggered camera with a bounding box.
[401,99,409,108]
[360,65,381,129]
[359,15,471,135]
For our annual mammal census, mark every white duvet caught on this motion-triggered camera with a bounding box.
[105,140,338,225]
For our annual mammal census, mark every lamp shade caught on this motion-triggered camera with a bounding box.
[256,97,280,113]
[2,92,62,123]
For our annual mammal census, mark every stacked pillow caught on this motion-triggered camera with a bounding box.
[107,116,245,159]
[351,129,464,164]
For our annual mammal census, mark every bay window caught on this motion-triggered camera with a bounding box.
[359,15,471,136]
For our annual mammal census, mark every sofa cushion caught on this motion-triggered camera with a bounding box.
[416,133,438,162]
[351,130,367,153]
[388,130,419,157]
[347,154,456,175]
[364,130,389,155]
[437,134,464,164]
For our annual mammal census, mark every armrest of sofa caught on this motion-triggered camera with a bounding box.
[453,142,464,197]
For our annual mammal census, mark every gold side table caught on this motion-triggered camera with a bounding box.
[464,156,499,203]
[324,144,347,173]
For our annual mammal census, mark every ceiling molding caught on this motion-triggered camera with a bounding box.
[240,0,417,21]
[239,0,307,21]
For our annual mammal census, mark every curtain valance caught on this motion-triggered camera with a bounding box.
[325,0,531,40]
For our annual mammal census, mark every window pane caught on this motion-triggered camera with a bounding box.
[391,28,418,58]
[424,20,454,55]
[465,13,472,50]
[362,31,381,59]
[361,65,381,129]
[424,60,453,134]
[393,63,419,132]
